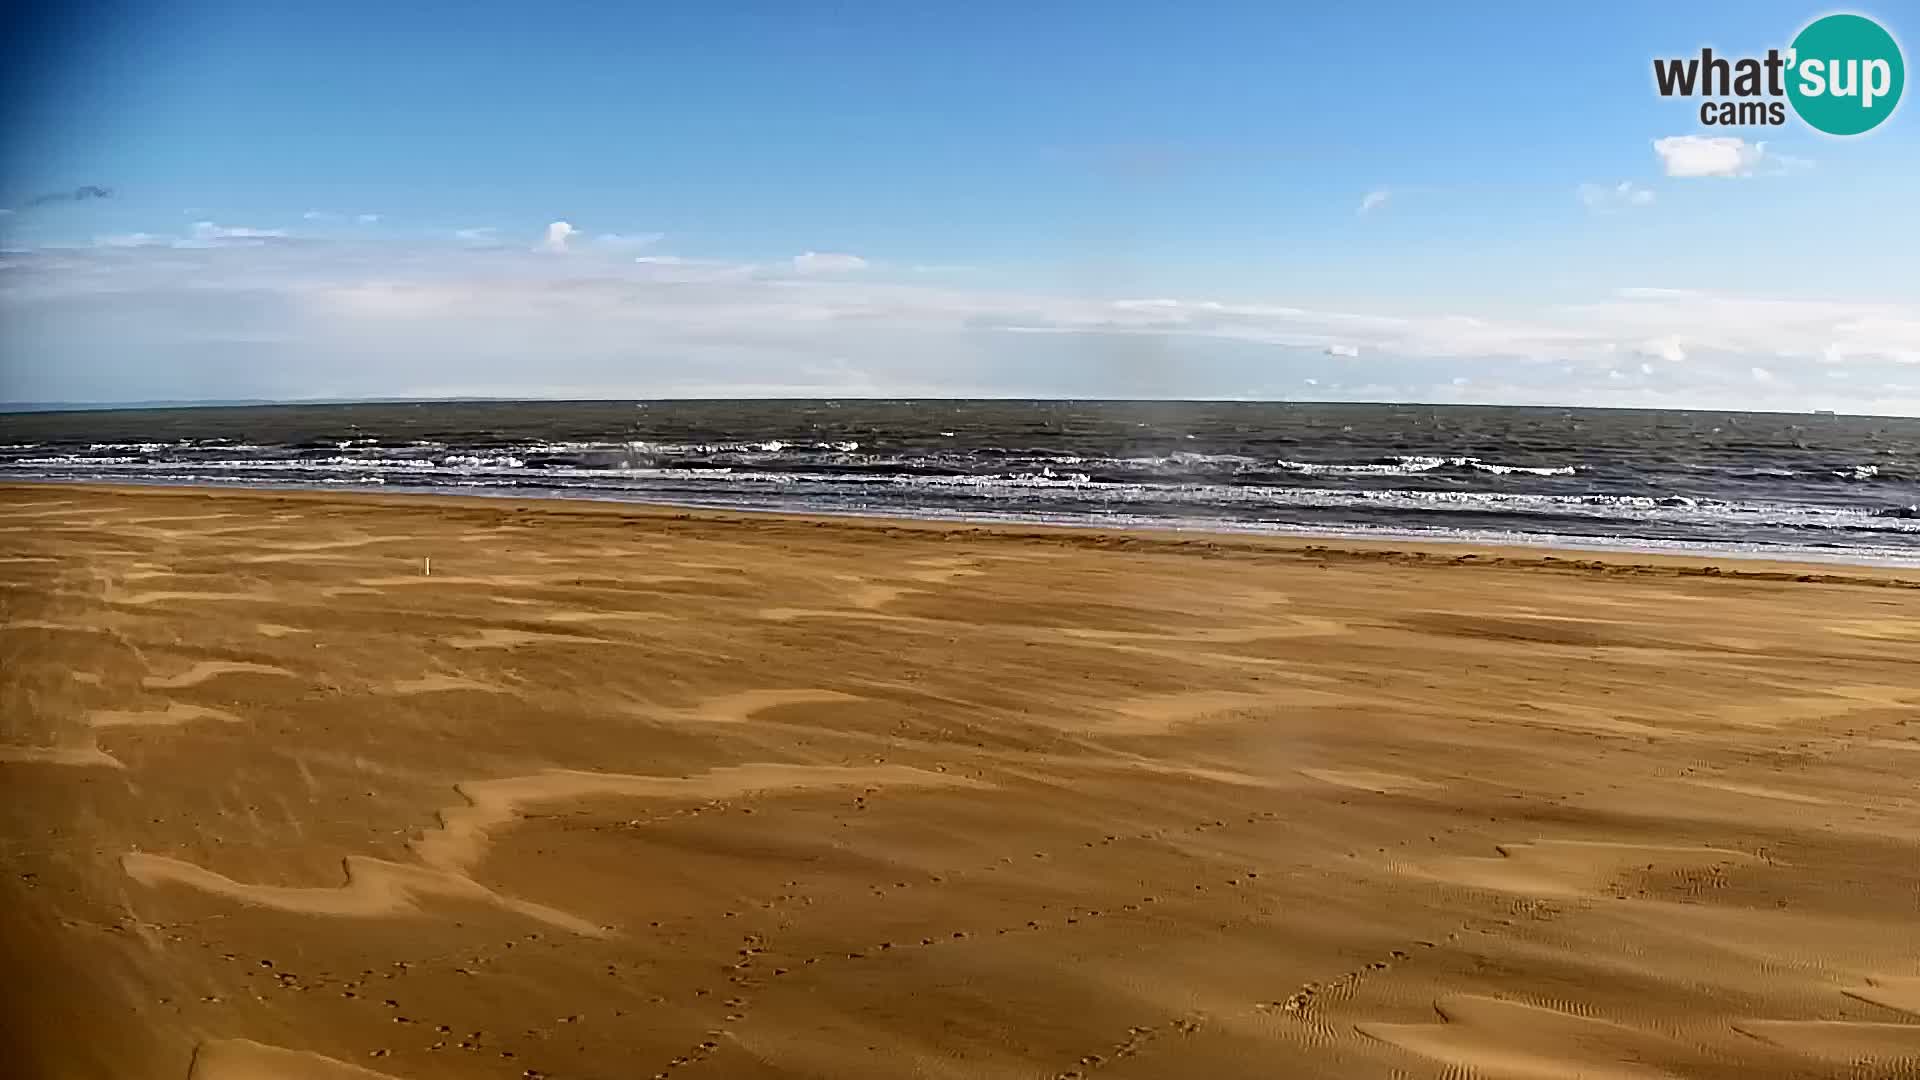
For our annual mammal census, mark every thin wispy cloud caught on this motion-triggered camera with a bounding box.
[93,233,170,248]
[596,232,664,249]
[189,221,290,243]
[1357,189,1390,215]
[792,251,869,273]
[19,185,113,209]
[1578,181,1655,210]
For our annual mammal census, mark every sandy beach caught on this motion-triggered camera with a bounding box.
[3,482,1918,1079]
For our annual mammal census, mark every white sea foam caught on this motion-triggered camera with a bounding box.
[441,454,527,469]
[1276,455,1576,477]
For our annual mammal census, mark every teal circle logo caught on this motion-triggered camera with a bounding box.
[1787,14,1904,135]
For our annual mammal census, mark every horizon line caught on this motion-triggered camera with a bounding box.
[0,395,1896,420]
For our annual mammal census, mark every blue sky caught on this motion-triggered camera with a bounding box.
[3,1,1917,411]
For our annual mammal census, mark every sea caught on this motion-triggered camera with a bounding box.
[3,400,1917,565]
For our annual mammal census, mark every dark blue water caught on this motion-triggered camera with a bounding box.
[3,400,1916,563]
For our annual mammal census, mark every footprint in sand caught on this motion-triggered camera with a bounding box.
[1357,995,1688,1079]
[141,661,293,690]
[188,1037,403,1079]
[1399,839,1760,899]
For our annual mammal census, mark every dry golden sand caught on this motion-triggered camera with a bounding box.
[3,483,1919,1080]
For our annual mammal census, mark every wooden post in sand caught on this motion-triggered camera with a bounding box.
[424,556,431,577]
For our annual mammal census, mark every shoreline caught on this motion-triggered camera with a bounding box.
[7,480,1917,585]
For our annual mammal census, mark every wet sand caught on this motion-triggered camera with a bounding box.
[2,483,1918,1079]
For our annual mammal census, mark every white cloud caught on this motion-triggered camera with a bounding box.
[1302,378,1319,386]
[302,210,338,222]
[1578,181,1655,210]
[1751,366,1775,383]
[356,213,381,224]
[629,255,761,282]
[94,233,170,248]
[1636,336,1686,363]
[188,221,289,242]
[1653,135,1767,178]
[10,235,1920,412]
[454,227,498,243]
[792,251,868,273]
[541,221,577,253]
[596,232,663,249]
[1357,189,1390,215]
